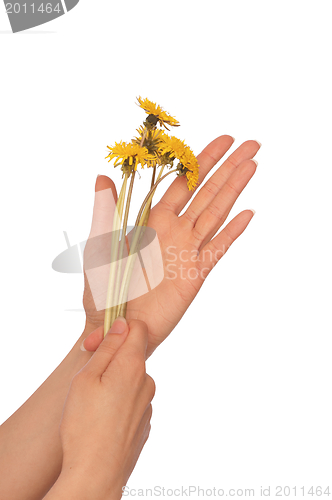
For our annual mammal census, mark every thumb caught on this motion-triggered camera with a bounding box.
[80,326,104,352]
[83,317,128,376]
[88,175,118,239]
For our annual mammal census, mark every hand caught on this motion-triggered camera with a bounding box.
[83,136,260,357]
[58,318,155,499]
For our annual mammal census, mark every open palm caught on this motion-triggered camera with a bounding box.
[83,135,260,357]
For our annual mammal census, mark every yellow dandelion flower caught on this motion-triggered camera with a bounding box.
[134,145,156,169]
[133,126,164,151]
[137,96,180,130]
[132,126,164,168]
[106,141,136,167]
[185,161,199,191]
[106,141,155,171]
[181,145,197,166]
[177,146,200,191]
[158,133,187,160]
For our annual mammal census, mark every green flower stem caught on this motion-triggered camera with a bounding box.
[116,167,174,318]
[116,217,147,320]
[142,165,165,226]
[156,165,165,182]
[110,169,136,327]
[134,169,176,227]
[140,128,147,146]
[140,166,156,229]
[103,173,128,336]
[151,165,156,188]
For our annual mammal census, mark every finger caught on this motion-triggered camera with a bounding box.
[83,317,128,376]
[198,210,255,276]
[183,140,261,224]
[80,325,104,352]
[108,319,149,371]
[190,159,257,247]
[83,176,118,301]
[155,135,235,216]
[88,175,118,239]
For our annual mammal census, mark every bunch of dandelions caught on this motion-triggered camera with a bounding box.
[103,97,200,336]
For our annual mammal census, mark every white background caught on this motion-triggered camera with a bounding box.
[1,0,332,496]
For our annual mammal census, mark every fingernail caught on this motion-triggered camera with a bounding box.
[80,339,87,351]
[252,159,258,166]
[255,141,262,148]
[249,209,256,216]
[109,316,127,334]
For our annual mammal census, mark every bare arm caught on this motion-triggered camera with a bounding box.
[0,334,93,500]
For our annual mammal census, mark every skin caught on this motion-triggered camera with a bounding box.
[0,135,260,500]
[44,318,155,500]
[83,135,260,356]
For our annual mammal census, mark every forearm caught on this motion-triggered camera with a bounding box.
[43,469,119,500]
[0,326,94,500]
